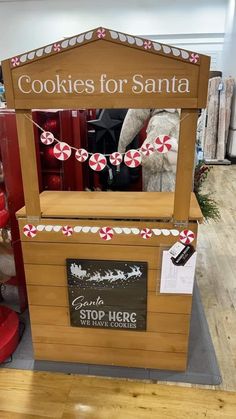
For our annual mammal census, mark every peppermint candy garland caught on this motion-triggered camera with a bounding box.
[140,143,155,156]
[109,152,122,166]
[53,142,72,161]
[190,53,199,64]
[179,229,195,244]
[53,43,61,52]
[62,226,73,237]
[140,228,153,239]
[144,40,152,50]
[11,57,20,67]
[124,150,142,168]
[40,131,55,145]
[97,28,106,38]
[23,224,37,238]
[99,227,114,241]
[75,148,89,162]
[155,135,172,153]
[89,153,107,171]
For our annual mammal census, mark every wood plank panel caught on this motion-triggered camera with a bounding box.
[34,342,187,370]
[27,285,192,314]
[16,190,203,221]
[25,264,161,292]
[18,218,198,246]
[31,324,188,353]
[22,242,160,269]
[29,305,190,334]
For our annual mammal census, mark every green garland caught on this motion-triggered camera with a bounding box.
[194,163,220,221]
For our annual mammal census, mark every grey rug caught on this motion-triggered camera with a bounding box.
[1,284,221,385]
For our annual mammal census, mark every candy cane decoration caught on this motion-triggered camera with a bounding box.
[140,143,155,156]
[75,148,88,162]
[53,142,72,161]
[124,150,142,168]
[53,43,61,52]
[179,229,195,244]
[97,28,106,38]
[109,152,122,166]
[40,131,55,145]
[155,135,172,153]
[190,53,199,64]
[99,227,114,241]
[89,153,107,171]
[144,40,152,50]
[23,224,37,238]
[140,228,153,239]
[11,57,20,67]
[62,226,73,237]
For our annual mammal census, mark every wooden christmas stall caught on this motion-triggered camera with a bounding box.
[2,27,210,371]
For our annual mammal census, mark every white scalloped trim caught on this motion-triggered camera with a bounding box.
[53,225,62,232]
[11,29,193,68]
[45,225,53,232]
[36,225,45,231]
[82,226,91,233]
[74,226,82,233]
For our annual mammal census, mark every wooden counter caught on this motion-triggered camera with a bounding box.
[16,191,203,221]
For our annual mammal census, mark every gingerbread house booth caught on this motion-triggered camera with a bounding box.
[2,28,210,371]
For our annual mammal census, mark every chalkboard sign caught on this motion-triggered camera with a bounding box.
[67,259,147,331]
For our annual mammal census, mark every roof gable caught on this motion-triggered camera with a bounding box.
[2,27,210,110]
[8,27,202,69]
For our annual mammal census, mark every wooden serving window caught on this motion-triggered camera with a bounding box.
[2,27,210,223]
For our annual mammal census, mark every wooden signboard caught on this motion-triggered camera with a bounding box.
[67,259,147,330]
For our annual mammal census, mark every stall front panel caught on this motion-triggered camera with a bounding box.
[2,27,210,371]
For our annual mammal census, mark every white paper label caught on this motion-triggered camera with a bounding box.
[160,251,197,294]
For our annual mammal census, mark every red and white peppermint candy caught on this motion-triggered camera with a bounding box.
[97,28,106,38]
[144,40,152,50]
[109,152,122,166]
[23,224,37,238]
[140,143,155,156]
[89,153,107,171]
[140,228,153,239]
[53,43,61,52]
[155,135,172,153]
[99,227,114,241]
[11,57,20,67]
[190,53,199,64]
[40,131,54,145]
[179,229,195,244]
[75,148,88,162]
[53,142,72,161]
[124,150,142,168]
[62,226,73,237]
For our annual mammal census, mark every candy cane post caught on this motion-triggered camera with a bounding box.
[99,227,114,240]
[53,142,72,161]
